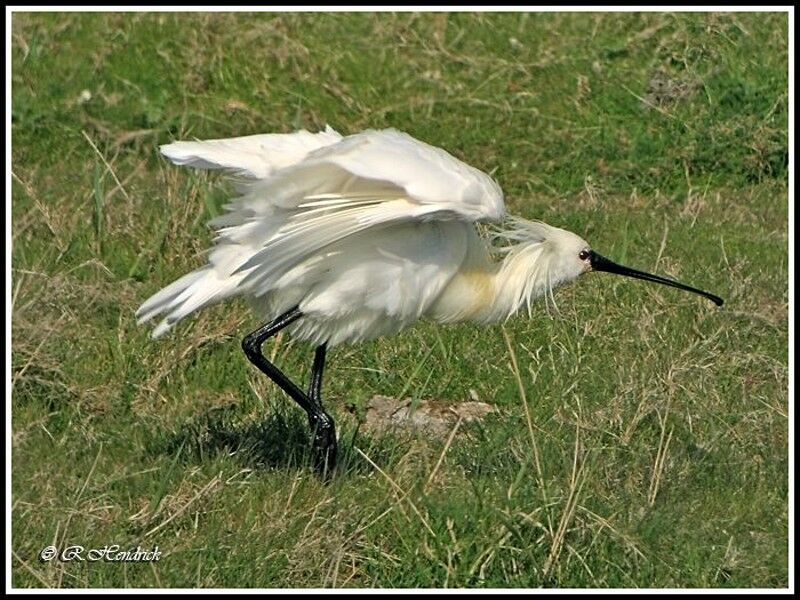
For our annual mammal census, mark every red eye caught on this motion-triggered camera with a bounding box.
[579,250,590,260]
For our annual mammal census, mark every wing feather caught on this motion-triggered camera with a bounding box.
[233,128,505,221]
[159,125,342,179]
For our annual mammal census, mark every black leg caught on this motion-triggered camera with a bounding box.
[306,344,336,473]
[241,308,337,475]
[308,344,327,405]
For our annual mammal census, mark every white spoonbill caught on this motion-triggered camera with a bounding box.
[137,126,723,474]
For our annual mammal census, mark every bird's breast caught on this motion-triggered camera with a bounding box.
[426,267,498,324]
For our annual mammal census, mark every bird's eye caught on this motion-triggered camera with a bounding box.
[578,249,590,261]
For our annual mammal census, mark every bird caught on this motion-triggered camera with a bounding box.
[137,125,723,474]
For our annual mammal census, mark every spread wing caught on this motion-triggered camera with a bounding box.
[137,127,506,338]
[159,124,343,179]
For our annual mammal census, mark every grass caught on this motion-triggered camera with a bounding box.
[10,11,789,589]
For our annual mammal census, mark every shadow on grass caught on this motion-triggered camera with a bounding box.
[145,403,405,478]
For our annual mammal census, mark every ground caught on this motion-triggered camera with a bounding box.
[11,11,789,588]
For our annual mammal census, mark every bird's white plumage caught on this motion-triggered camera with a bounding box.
[159,125,343,179]
[137,126,516,345]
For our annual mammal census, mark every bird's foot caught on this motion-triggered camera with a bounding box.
[309,414,337,478]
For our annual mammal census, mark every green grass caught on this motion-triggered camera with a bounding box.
[11,11,788,588]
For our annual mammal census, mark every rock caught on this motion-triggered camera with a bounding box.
[360,395,496,437]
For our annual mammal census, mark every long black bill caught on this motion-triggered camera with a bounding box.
[590,251,724,307]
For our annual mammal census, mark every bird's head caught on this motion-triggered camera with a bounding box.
[544,226,595,282]
[493,217,724,312]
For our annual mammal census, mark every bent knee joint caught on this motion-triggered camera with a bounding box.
[241,334,262,359]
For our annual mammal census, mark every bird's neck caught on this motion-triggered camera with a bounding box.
[487,246,557,321]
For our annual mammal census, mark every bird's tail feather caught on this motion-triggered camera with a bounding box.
[135,267,241,338]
